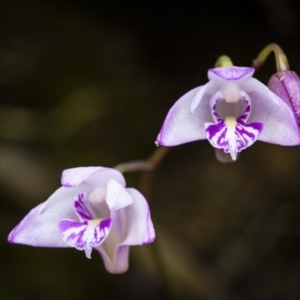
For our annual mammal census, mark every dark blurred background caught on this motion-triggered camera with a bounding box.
[2,0,300,299]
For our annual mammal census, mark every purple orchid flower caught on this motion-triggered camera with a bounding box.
[156,66,300,160]
[8,167,155,274]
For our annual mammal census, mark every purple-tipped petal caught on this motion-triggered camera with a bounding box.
[62,167,125,188]
[106,179,133,211]
[8,198,77,247]
[156,86,212,146]
[58,218,112,259]
[208,67,254,81]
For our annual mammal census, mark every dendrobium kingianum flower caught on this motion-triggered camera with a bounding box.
[156,66,300,160]
[8,167,155,273]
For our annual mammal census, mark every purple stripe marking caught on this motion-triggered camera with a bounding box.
[205,97,263,158]
[58,218,113,258]
[74,193,93,221]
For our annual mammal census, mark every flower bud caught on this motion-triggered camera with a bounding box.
[268,70,300,123]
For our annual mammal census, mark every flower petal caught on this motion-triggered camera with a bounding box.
[205,99,263,160]
[208,67,255,81]
[62,167,106,187]
[96,244,130,274]
[8,198,77,247]
[106,179,133,211]
[156,86,212,146]
[41,185,86,213]
[190,83,210,113]
[122,188,155,245]
[58,218,112,259]
[94,188,155,273]
[243,79,300,145]
[62,167,125,188]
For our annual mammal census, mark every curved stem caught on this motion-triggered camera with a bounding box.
[252,43,289,71]
[214,55,234,67]
[115,147,170,174]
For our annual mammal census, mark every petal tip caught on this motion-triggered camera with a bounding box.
[61,167,108,187]
[7,231,16,244]
[143,236,155,245]
[155,138,164,147]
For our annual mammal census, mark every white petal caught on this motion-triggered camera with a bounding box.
[8,197,77,247]
[244,79,300,145]
[62,167,125,188]
[122,188,155,245]
[105,179,133,211]
[41,185,86,213]
[156,86,212,146]
[94,188,155,274]
[96,244,130,274]
[190,83,210,113]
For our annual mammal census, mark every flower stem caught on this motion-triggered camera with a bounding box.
[252,43,289,71]
[214,55,234,67]
[115,147,170,174]
[115,146,175,298]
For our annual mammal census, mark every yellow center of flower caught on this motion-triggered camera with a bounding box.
[87,218,103,226]
[225,117,237,128]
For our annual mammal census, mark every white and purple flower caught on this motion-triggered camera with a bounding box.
[8,167,155,274]
[156,66,300,160]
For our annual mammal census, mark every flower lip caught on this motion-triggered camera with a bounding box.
[208,67,255,81]
[204,96,264,160]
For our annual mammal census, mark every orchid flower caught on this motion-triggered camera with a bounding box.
[156,66,300,160]
[8,167,155,274]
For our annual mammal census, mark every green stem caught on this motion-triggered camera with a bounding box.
[252,43,289,71]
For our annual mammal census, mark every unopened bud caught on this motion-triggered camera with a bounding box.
[268,70,300,123]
